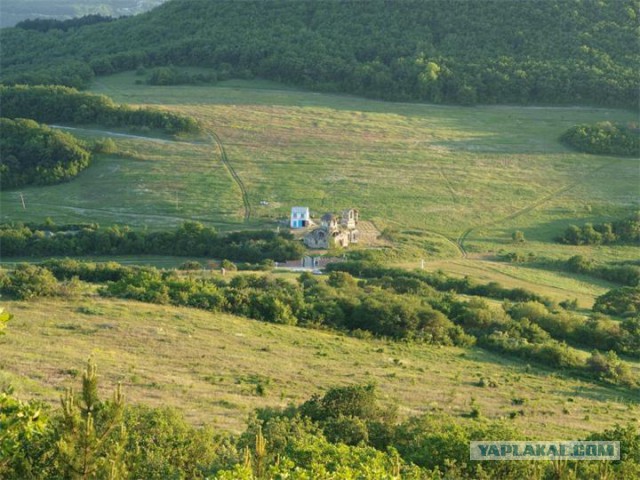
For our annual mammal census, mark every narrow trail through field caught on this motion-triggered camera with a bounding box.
[209,132,251,220]
[50,125,200,145]
[455,158,621,256]
[50,125,251,222]
[438,167,459,205]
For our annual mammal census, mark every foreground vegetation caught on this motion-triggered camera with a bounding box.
[1,306,639,479]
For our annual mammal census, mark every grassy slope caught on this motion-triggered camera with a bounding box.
[2,72,637,304]
[80,74,640,253]
[3,74,637,245]
[0,127,245,231]
[2,295,638,438]
[415,258,616,310]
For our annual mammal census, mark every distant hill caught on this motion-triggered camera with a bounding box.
[1,0,638,107]
[0,0,168,28]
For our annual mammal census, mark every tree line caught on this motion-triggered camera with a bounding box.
[2,260,638,387]
[0,85,200,134]
[0,221,304,263]
[3,359,638,479]
[1,0,637,107]
[0,118,92,188]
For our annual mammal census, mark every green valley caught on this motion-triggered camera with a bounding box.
[0,1,638,478]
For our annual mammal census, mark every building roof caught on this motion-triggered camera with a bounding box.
[291,206,309,213]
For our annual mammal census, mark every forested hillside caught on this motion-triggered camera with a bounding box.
[1,0,637,106]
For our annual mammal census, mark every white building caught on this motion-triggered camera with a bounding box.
[290,206,310,228]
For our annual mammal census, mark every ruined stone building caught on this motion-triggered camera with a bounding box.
[304,208,359,249]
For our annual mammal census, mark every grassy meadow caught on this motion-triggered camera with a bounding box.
[0,128,245,230]
[2,295,638,438]
[2,72,637,258]
[1,71,637,309]
[0,70,639,448]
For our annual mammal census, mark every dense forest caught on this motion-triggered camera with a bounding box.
[561,121,640,156]
[1,0,638,107]
[0,85,200,134]
[0,118,91,188]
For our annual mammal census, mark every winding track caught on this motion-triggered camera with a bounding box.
[51,126,618,253]
[455,158,622,257]
[208,132,251,220]
[50,125,251,222]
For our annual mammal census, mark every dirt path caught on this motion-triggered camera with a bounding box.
[209,132,251,220]
[456,158,621,255]
[50,125,199,145]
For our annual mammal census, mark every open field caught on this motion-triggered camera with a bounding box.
[2,73,637,261]
[2,295,638,438]
[0,128,248,231]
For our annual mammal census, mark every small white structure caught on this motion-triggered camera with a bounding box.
[290,206,310,229]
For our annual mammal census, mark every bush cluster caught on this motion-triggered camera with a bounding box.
[0,118,91,188]
[557,212,640,246]
[594,286,640,317]
[561,121,640,156]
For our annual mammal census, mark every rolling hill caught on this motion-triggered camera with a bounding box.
[1,1,639,477]
[3,295,638,437]
[1,0,638,106]
[2,75,637,269]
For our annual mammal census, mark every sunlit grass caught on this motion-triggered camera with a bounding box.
[2,295,637,436]
[3,71,636,260]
